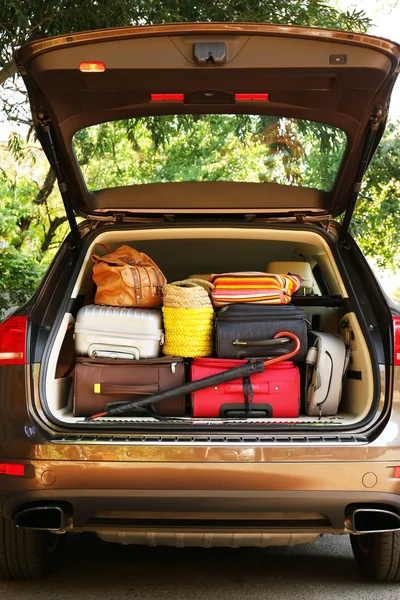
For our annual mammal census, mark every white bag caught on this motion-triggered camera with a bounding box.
[305,331,350,416]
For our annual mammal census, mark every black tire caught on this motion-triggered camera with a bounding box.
[0,516,62,580]
[350,531,400,582]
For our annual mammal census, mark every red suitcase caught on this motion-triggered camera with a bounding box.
[191,358,300,418]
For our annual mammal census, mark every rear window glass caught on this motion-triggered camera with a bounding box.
[73,115,346,191]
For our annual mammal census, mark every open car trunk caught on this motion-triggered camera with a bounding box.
[41,223,377,433]
[17,23,397,435]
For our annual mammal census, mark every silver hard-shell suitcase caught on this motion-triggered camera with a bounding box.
[74,304,164,359]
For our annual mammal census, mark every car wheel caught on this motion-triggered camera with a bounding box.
[350,531,400,582]
[0,516,62,580]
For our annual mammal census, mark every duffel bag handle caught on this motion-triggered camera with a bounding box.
[91,245,144,267]
[90,243,114,263]
[232,337,290,347]
[96,243,113,253]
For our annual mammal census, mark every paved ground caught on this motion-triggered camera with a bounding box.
[1,534,399,599]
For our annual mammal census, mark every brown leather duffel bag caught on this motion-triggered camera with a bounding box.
[91,244,166,308]
[73,356,185,417]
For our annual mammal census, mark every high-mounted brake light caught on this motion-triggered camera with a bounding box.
[0,463,25,477]
[79,61,106,72]
[235,93,270,101]
[394,316,400,367]
[150,94,184,101]
[0,316,27,365]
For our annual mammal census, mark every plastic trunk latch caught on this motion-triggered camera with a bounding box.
[194,42,226,64]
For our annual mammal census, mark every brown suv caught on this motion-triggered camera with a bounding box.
[1,23,400,582]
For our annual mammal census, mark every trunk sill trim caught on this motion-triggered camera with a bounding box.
[50,434,368,446]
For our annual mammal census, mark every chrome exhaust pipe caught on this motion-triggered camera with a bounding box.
[14,506,69,532]
[346,507,400,534]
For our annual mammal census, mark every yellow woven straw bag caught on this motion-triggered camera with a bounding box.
[162,279,214,358]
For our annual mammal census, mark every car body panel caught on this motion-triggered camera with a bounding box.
[2,455,400,535]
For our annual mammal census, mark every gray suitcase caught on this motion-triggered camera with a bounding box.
[74,304,164,359]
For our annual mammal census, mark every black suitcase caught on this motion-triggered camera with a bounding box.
[215,303,308,361]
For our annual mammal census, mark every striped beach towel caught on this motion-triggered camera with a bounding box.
[210,272,302,307]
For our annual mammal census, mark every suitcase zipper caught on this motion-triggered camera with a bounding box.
[217,313,305,322]
[171,362,177,374]
[217,305,305,320]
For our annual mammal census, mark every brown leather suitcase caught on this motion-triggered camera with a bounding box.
[73,356,185,417]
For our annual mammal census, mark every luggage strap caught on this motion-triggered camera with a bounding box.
[305,345,322,417]
[242,376,254,416]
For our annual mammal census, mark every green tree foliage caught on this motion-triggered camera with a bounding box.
[0,140,67,315]
[2,0,398,314]
[352,122,400,271]
[74,115,346,189]
[0,247,45,314]
[0,142,68,253]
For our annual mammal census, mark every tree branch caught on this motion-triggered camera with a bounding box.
[14,216,32,249]
[40,216,68,254]
[14,167,57,246]
[0,59,18,86]
[34,167,56,204]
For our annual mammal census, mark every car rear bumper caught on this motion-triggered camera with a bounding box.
[3,487,400,534]
[2,458,400,534]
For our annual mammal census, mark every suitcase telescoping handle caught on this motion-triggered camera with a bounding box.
[87,331,300,419]
[233,336,291,359]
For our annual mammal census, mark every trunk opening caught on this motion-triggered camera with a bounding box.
[39,225,378,433]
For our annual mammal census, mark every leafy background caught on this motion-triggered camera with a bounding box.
[0,0,399,315]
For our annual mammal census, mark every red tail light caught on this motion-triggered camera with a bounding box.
[150,94,184,101]
[0,463,25,476]
[79,61,106,72]
[235,93,269,101]
[394,316,400,367]
[0,316,27,365]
